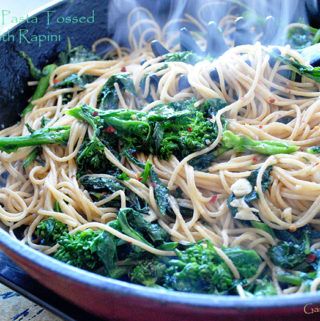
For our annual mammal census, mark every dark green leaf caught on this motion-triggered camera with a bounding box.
[98,73,136,110]
[53,74,97,89]
[150,169,170,216]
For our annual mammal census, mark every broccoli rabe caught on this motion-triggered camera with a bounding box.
[98,73,136,110]
[268,228,314,271]
[76,137,114,176]
[53,73,97,89]
[129,241,261,294]
[35,217,68,246]
[0,126,70,153]
[222,130,298,155]
[21,63,57,116]
[48,219,262,295]
[67,99,223,161]
[57,42,101,65]
[23,146,43,168]
[223,247,261,279]
[117,208,172,248]
[130,258,167,287]
[53,229,107,271]
[286,25,316,49]
[20,42,100,117]
[164,242,234,294]
[276,268,316,287]
[252,279,277,296]
[269,49,320,83]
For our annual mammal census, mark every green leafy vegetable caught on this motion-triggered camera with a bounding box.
[222,131,298,155]
[76,137,114,176]
[23,146,43,168]
[40,117,50,128]
[68,98,223,161]
[21,64,57,116]
[98,73,136,110]
[223,247,261,278]
[117,208,170,247]
[164,242,233,293]
[53,73,97,89]
[286,25,316,49]
[35,217,68,246]
[130,258,167,287]
[54,229,107,271]
[197,98,228,117]
[276,268,317,287]
[0,126,70,153]
[150,169,170,216]
[244,166,273,203]
[269,50,320,83]
[20,51,42,80]
[117,172,130,181]
[54,201,62,212]
[252,279,277,296]
[268,228,313,271]
[251,221,276,238]
[20,41,100,117]
[79,176,123,193]
[307,146,320,154]
[164,51,204,65]
[57,42,101,65]
[140,160,152,184]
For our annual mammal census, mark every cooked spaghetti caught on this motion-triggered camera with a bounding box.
[1,4,320,297]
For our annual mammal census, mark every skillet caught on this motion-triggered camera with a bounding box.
[0,1,320,320]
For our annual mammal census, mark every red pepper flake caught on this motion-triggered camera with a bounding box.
[121,66,127,72]
[306,253,317,263]
[103,126,116,134]
[259,125,263,129]
[187,127,193,132]
[209,195,218,204]
[92,112,98,116]
[53,78,59,84]
[268,97,275,104]
[138,177,142,182]
[252,156,258,163]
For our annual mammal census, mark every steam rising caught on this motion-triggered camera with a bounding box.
[97,0,311,56]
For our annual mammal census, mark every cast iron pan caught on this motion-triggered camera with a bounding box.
[0,1,320,320]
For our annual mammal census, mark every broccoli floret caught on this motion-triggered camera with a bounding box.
[53,229,106,271]
[35,217,68,246]
[157,109,217,159]
[68,99,223,161]
[164,241,234,294]
[76,137,111,176]
[130,258,167,287]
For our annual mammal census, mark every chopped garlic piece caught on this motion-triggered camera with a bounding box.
[230,178,252,197]
[235,209,260,221]
[282,207,292,223]
[230,197,260,222]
